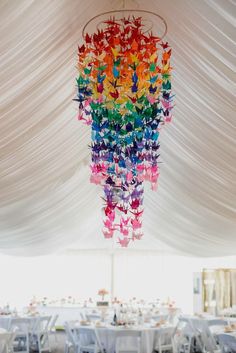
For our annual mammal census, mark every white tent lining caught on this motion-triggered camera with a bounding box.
[0,0,235,256]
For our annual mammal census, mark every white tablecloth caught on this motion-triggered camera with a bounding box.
[76,324,174,353]
[0,315,49,331]
[36,306,96,326]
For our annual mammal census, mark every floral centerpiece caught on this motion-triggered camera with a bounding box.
[98,288,109,301]
[97,289,109,306]
[27,297,39,316]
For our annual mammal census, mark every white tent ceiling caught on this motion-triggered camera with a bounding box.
[0,0,235,256]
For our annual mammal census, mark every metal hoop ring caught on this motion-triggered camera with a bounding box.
[82,9,168,40]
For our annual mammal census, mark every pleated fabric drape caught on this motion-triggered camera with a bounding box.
[0,0,235,256]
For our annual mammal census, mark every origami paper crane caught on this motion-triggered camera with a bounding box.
[76,16,173,246]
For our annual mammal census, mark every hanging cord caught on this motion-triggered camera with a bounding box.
[122,0,125,20]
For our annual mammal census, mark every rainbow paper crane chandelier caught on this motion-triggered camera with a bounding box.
[76,11,173,247]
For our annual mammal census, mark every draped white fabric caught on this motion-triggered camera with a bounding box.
[0,0,235,256]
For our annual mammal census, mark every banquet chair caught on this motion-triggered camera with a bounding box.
[10,318,33,353]
[79,312,86,321]
[64,322,80,353]
[115,330,141,353]
[30,316,51,353]
[48,315,59,333]
[217,333,236,353]
[0,332,15,353]
[168,310,180,325]
[152,315,169,324]
[85,315,101,323]
[154,327,174,353]
[48,315,59,345]
[190,319,221,353]
[172,317,203,353]
[207,319,228,350]
[76,327,104,353]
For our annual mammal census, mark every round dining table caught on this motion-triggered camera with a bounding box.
[76,323,174,353]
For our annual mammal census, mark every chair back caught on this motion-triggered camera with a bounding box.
[172,317,191,353]
[33,316,51,333]
[158,326,175,345]
[168,308,180,324]
[64,321,78,347]
[191,318,219,353]
[79,312,86,321]
[152,314,168,323]
[218,333,236,353]
[172,317,206,353]
[77,327,103,351]
[0,332,14,353]
[75,326,104,352]
[115,330,141,353]
[86,314,101,322]
[49,315,58,332]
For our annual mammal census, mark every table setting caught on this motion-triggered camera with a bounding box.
[73,311,174,353]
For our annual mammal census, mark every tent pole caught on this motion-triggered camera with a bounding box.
[110,252,114,300]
